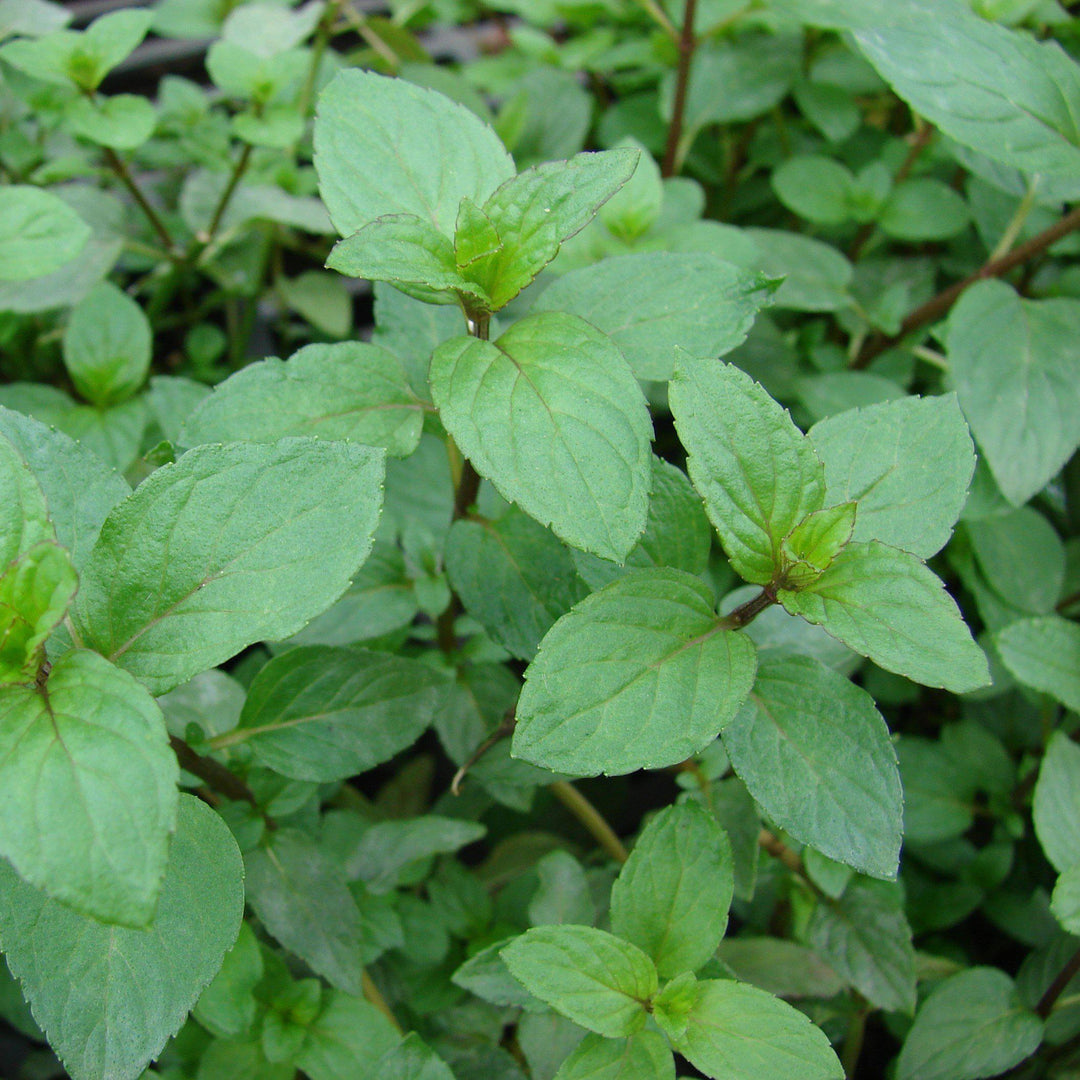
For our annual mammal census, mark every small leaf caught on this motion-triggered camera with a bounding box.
[671,356,825,585]
[244,829,373,997]
[997,616,1080,712]
[74,438,385,695]
[1033,732,1080,874]
[501,925,658,1038]
[62,281,151,406]
[0,187,90,281]
[945,281,1080,506]
[0,649,178,926]
[780,502,856,588]
[314,69,515,237]
[464,149,639,310]
[430,312,652,562]
[326,213,491,307]
[808,393,975,558]
[372,1033,457,1080]
[0,541,77,682]
[180,342,424,458]
[513,569,757,776]
[533,252,775,381]
[1052,865,1080,935]
[780,541,990,692]
[0,795,243,1080]
[295,990,401,1080]
[896,968,1043,1080]
[610,800,734,977]
[454,196,502,268]
[808,879,917,1014]
[655,976,843,1080]
[226,645,443,782]
[553,1031,675,1080]
[723,656,903,880]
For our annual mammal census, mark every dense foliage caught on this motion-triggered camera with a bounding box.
[2,0,1080,1077]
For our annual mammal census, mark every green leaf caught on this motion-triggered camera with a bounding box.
[513,569,757,776]
[670,356,825,586]
[244,829,373,996]
[223,646,443,782]
[808,394,975,558]
[65,93,157,151]
[655,976,843,1080]
[314,69,515,237]
[553,1031,675,1080]
[853,1,1080,177]
[62,281,151,407]
[533,253,776,382]
[455,196,503,268]
[0,794,243,1080]
[294,990,401,1080]
[599,137,663,242]
[998,617,1080,713]
[896,968,1044,1080]
[453,938,544,1012]
[610,800,734,977]
[463,149,639,310]
[530,850,596,927]
[277,271,352,340]
[715,938,846,1000]
[1033,732,1080,874]
[74,438,385,695]
[0,187,90,281]
[372,1033,457,1080]
[0,431,58,567]
[780,502,857,588]
[1051,865,1080,935]
[968,508,1065,615]
[877,179,970,241]
[945,280,1080,506]
[572,457,713,592]
[0,540,77,682]
[0,649,178,925]
[326,214,491,307]
[807,879,917,1013]
[741,228,853,313]
[180,342,424,458]
[430,312,652,563]
[500,925,658,1038]
[0,407,129,571]
[780,541,990,692]
[0,0,70,40]
[445,508,587,660]
[723,656,902,880]
[772,156,855,226]
[193,921,263,1039]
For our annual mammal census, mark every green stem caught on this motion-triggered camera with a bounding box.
[169,736,260,810]
[362,970,403,1033]
[205,142,253,242]
[990,181,1040,262]
[550,780,629,864]
[100,144,177,255]
[298,0,343,118]
[841,1003,869,1078]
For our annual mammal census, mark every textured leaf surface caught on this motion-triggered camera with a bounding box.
[501,925,658,1037]
[657,977,843,1080]
[896,968,1043,1080]
[781,541,989,692]
[181,342,424,458]
[671,357,825,585]
[553,1032,674,1080]
[445,508,587,660]
[75,438,385,695]
[997,616,1080,713]
[723,656,903,880]
[513,569,757,776]
[533,252,774,381]
[0,186,90,281]
[314,69,515,237]
[1033,732,1080,874]
[807,880,917,1013]
[610,800,734,977]
[809,394,974,558]
[0,541,76,681]
[226,646,442,781]
[0,650,177,925]
[431,312,652,562]
[946,281,1080,506]
[0,795,243,1080]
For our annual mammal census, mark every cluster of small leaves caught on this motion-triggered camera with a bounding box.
[0,0,1079,1079]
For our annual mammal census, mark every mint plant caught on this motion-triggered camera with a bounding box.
[2,0,1080,1078]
